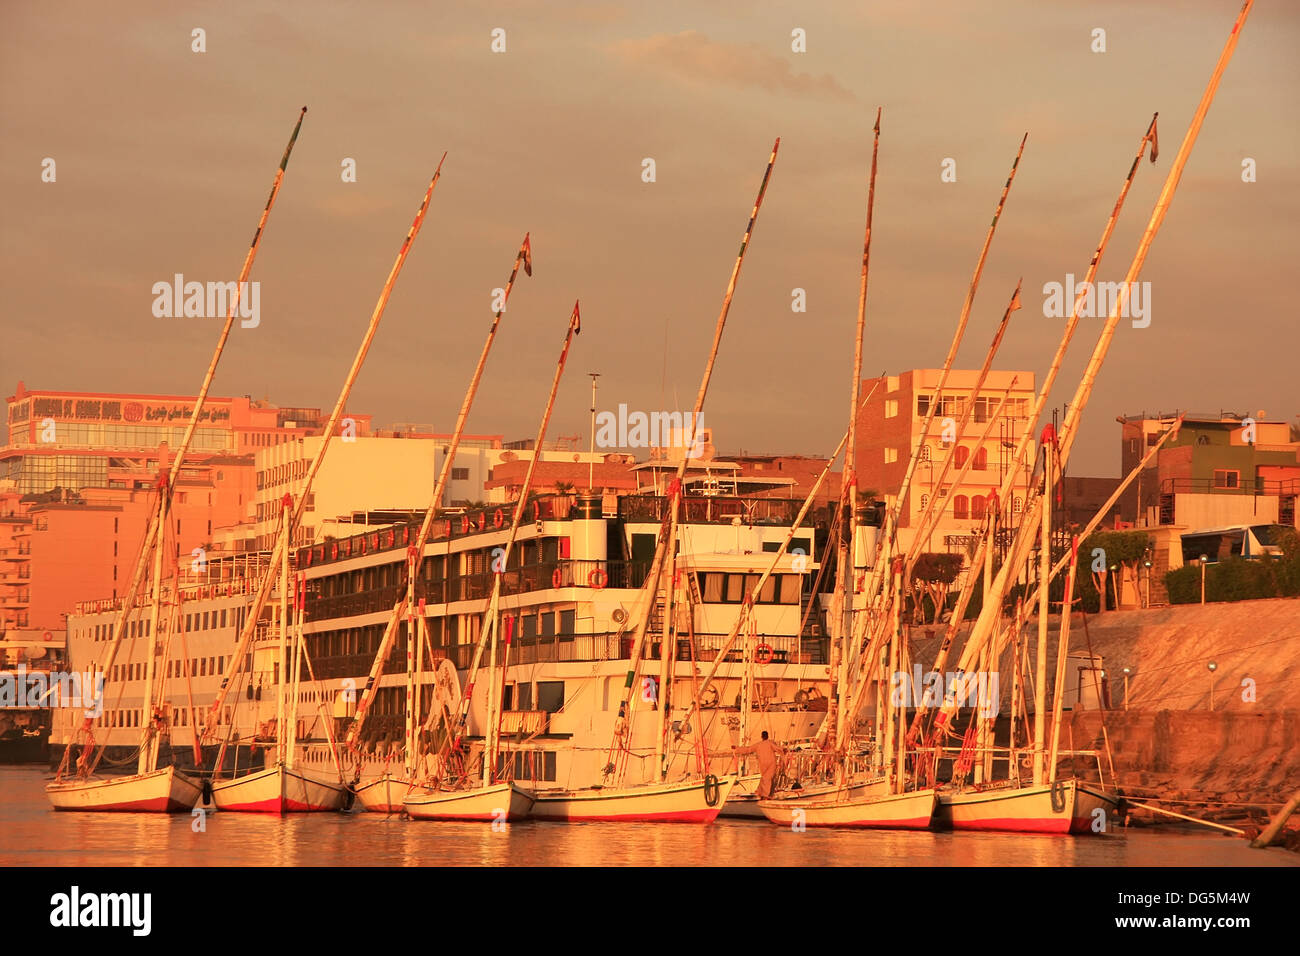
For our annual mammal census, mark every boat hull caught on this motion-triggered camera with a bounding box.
[211,764,348,814]
[47,765,202,813]
[354,774,414,814]
[757,788,937,829]
[403,782,534,821]
[935,779,1119,834]
[531,776,736,823]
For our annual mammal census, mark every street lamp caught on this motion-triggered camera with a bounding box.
[1200,554,1209,605]
[1122,666,1132,711]
[1142,556,1153,609]
[1207,660,1218,711]
[1109,564,1120,611]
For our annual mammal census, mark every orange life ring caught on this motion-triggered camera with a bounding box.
[359,537,367,555]
[755,643,774,665]
[589,568,608,589]
[443,519,452,538]
[493,508,505,529]
[304,548,313,567]
[532,500,541,522]
[385,529,395,548]
[402,526,410,545]
[370,532,379,550]
[552,568,564,588]
[330,541,339,560]
[461,515,470,534]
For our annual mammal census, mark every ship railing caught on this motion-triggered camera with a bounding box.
[618,495,803,526]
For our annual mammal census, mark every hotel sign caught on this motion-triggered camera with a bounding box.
[9,396,231,426]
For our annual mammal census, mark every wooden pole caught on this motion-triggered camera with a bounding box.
[1047,535,1080,782]
[1251,789,1300,847]
[204,156,447,753]
[346,232,533,753]
[68,109,308,772]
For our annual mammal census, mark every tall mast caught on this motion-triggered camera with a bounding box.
[1032,430,1055,784]
[441,304,582,781]
[828,108,881,758]
[276,496,290,768]
[204,156,447,753]
[135,484,169,776]
[68,109,308,774]
[900,113,1162,745]
[606,139,779,784]
[938,0,1254,736]
[345,233,534,754]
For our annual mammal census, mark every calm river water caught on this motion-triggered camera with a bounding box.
[2,768,1295,867]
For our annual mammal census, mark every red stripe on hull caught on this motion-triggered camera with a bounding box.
[536,807,721,823]
[803,816,932,830]
[52,796,191,813]
[949,816,1074,834]
[217,797,340,814]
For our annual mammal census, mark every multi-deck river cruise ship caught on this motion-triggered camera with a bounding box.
[53,491,883,803]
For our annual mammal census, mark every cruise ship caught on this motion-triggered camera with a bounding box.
[52,490,882,803]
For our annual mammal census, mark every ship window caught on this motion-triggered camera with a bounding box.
[541,612,555,637]
[724,574,745,603]
[758,575,777,604]
[701,573,725,603]
[517,682,533,711]
[778,575,801,604]
[522,615,538,639]
[537,681,564,714]
[559,609,575,635]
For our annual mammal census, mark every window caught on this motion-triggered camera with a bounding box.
[973,447,988,471]
[917,395,930,418]
[537,681,564,714]
[559,609,575,635]
[1213,469,1239,489]
[884,447,898,464]
[971,495,986,520]
[953,446,970,468]
[953,495,969,519]
[884,399,899,419]
[451,467,469,481]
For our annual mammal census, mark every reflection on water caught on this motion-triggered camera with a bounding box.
[2,769,1294,867]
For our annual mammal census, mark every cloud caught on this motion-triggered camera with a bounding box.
[612,30,855,102]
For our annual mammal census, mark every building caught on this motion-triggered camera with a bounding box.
[855,369,1038,556]
[1120,412,1300,533]
[2,381,372,497]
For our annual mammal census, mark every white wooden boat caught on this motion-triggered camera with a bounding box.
[935,779,1119,834]
[531,775,735,823]
[353,773,413,814]
[47,765,202,813]
[719,773,766,819]
[403,781,534,821]
[210,763,348,814]
[757,787,937,829]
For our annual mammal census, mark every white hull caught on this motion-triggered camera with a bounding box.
[211,764,348,814]
[47,765,202,813]
[403,782,534,821]
[757,788,937,829]
[354,773,414,814]
[531,775,735,823]
[935,779,1120,834]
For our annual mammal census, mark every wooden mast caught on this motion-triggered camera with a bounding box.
[66,108,309,778]
[344,233,534,755]
[205,156,448,758]
[605,139,780,786]
[828,108,881,761]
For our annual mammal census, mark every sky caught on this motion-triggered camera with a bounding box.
[2,0,1296,478]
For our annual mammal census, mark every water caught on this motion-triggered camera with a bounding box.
[2,768,1295,867]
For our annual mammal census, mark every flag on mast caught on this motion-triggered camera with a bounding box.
[1149,113,1159,163]
[572,300,581,335]
[521,233,533,276]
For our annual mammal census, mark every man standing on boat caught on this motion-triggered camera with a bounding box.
[733,731,782,799]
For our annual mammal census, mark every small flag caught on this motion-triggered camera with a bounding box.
[1149,114,1159,163]
[1009,286,1023,312]
[521,234,533,277]
[572,300,581,335]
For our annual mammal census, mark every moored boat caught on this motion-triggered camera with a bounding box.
[47,764,202,813]
[935,779,1119,834]
[757,787,937,829]
[403,781,533,821]
[210,764,348,814]
[531,775,735,823]
[353,772,414,814]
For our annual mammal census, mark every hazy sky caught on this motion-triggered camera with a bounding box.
[3,0,1296,477]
